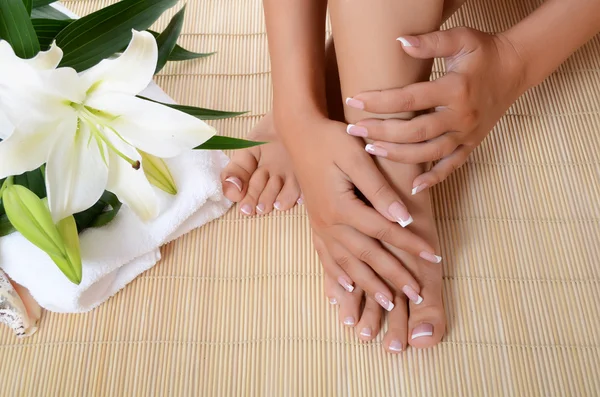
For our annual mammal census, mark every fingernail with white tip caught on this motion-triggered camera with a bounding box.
[338,277,354,293]
[397,37,412,47]
[375,292,395,312]
[412,183,428,195]
[388,202,413,228]
[402,285,424,305]
[225,176,243,192]
[346,97,365,110]
[420,251,442,264]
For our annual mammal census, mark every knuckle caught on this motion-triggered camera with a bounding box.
[399,92,416,112]
[413,124,429,141]
[358,248,373,263]
[462,108,480,128]
[334,253,352,269]
[375,225,392,242]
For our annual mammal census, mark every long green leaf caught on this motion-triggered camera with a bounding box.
[139,97,247,120]
[195,136,264,150]
[31,4,70,20]
[56,0,178,72]
[90,192,122,228]
[155,5,186,73]
[13,168,46,199]
[33,0,56,7]
[0,0,40,58]
[22,0,32,15]
[147,29,214,61]
[0,214,16,237]
[32,18,72,50]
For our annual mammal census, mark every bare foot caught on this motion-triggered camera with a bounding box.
[324,156,446,352]
[220,113,301,216]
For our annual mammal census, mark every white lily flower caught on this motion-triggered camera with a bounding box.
[0,31,215,222]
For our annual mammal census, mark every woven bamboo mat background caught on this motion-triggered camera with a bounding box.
[1,0,599,395]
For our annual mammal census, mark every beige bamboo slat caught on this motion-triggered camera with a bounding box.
[1,0,599,395]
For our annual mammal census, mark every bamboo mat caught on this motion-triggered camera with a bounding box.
[2,0,600,395]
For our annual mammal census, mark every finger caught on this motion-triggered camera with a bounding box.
[344,152,413,227]
[345,201,442,264]
[396,27,478,59]
[349,80,450,114]
[326,235,396,311]
[353,111,454,144]
[313,232,355,294]
[336,226,424,306]
[412,145,471,193]
[367,133,460,164]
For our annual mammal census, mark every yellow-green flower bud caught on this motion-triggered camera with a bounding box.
[2,185,82,284]
[139,151,178,195]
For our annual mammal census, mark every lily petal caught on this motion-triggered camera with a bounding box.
[87,93,216,158]
[0,116,69,179]
[42,67,87,104]
[46,122,109,222]
[26,42,63,70]
[80,30,157,96]
[105,138,159,221]
[0,110,13,140]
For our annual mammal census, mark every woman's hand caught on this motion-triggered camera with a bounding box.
[281,117,442,310]
[346,27,527,194]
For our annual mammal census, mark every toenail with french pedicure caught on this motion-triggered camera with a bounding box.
[411,183,428,195]
[338,277,355,293]
[402,285,424,305]
[344,317,355,326]
[329,298,338,305]
[360,328,372,338]
[345,97,365,110]
[375,292,395,312]
[419,251,443,264]
[273,201,282,211]
[346,124,368,137]
[225,176,243,192]
[411,323,434,340]
[388,202,413,228]
[389,340,403,352]
[256,204,265,213]
[240,204,252,215]
[297,197,304,205]
[365,144,388,157]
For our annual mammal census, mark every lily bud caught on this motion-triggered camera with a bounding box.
[139,151,178,195]
[2,185,82,285]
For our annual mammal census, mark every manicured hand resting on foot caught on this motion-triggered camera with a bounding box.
[347,0,600,194]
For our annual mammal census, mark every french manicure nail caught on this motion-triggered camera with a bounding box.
[388,201,413,228]
[338,277,355,293]
[274,201,282,211]
[346,124,368,137]
[411,323,434,340]
[411,183,428,195]
[344,316,355,326]
[389,340,403,352]
[420,251,442,264]
[375,292,395,312]
[256,203,265,213]
[346,97,365,110]
[397,36,419,47]
[402,285,424,305]
[225,176,242,192]
[329,297,338,305]
[240,204,252,215]
[360,328,372,337]
[365,144,388,157]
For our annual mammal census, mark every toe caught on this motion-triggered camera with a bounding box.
[324,274,341,306]
[220,147,259,202]
[256,175,284,215]
[239,168,269,216]
[383,294,409,354]
[338,286,363,329]
[274,175,301,211]
[407,262,446,349]
[356,295,383,342]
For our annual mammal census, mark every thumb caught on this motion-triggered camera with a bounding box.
[397,27,476,59]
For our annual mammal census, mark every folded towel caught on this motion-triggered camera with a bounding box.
[0,83,232,313]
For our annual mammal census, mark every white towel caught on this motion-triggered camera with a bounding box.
[0,83,232,313]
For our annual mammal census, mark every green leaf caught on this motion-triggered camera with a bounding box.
[90,191,122,228]
[0,0,41,58]
[0,214,16,237]
[147,29,214,61]
[13,168,46,199]
[155,4,186,73]
[195,136,264,150]
[23,0,32,15]
[31,4,70,20]
[56,0,178,72]
[32,18,72,50]
[33,0,56,7]
[138,97,247,120]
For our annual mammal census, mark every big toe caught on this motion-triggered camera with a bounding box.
[407,264,446,349]
[220,148,259,202]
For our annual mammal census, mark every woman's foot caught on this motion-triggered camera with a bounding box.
[220,112,302,216]
[325,157,446,351]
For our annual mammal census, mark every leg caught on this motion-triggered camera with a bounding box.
[329,0,446,350]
